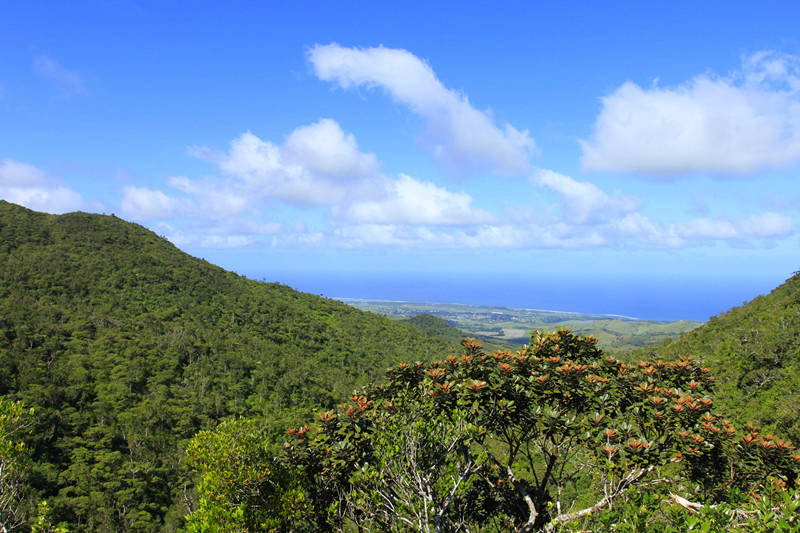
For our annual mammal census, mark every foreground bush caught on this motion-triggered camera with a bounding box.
[188,330,800,532]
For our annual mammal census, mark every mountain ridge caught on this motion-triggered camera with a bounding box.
[632,269,800,442]
[0,201,456,531]
[3,200,798,530]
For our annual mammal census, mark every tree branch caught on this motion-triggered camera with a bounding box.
[546,465,654,531]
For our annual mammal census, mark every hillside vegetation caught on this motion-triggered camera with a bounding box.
[403,313,514,351]
[3,200,799,532]
[633,270,800,442]
[181,272,800,532]
[187,331,800,532]
[0,201,456,531]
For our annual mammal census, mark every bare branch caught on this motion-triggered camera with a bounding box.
[547,465,654,531]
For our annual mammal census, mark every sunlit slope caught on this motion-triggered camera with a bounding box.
[632,271,800,442]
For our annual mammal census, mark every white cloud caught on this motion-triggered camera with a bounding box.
[209,132,282,183]
[308,43,535,176]
[192,120,379,208]
[538,227,607,248]
[184,122,494,227]
[2,186,84,214]
[341,173,494,225]
[199,235,253,248]
[0,159,84,214]
[120,186,179,220]
[738,212,793,237]
[136,119,497,244]
[114,72,795,253]
[532,169,639,224]
[674,212,792,239]
[610,212,794,245]
[33,55,86,95]
[283,118,379,178]
[147,218,285,250]
[581,51,800,175]
[332,224,412,248]
[609,213,678,246]
[0,159,49,186]
[328,223,518,249]
[611,212,659,236]
[674,218,739,239]
[326,219,618,251]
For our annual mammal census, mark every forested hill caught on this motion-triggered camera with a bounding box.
[633,270,800,443]
[0,201,456,531]
[402,313,513,351]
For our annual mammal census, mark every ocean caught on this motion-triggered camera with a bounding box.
[259,271,784,322]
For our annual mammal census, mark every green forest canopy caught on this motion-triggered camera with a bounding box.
[631,270,800,443]
[2,201,799,531]
[187,331,800,532]
[0,201,456,531]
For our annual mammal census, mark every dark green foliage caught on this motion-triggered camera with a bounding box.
[633,271,800,442]
[0,201,456,531]
[404,313,514,351]
[404,313,463,340]
[186,418,310,532]
[190,331,800,531]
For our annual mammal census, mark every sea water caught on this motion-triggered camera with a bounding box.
[260,271,783,322]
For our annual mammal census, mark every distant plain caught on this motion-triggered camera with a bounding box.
[340,299,701,353]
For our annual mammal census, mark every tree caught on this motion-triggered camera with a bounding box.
[0,397,34,533]
[323,386,481,531]
[185,418,309,532]
[192,329,800,532]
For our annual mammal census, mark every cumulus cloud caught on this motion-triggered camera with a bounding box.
[199,235,253,248]
[341,173,495,225]
[308,43,535,176]
[581,51,800,175]
[125,120,795,251]
[133,119,492,236]
[0,159,84,213]
[328,223,498,249]
[532,169,639,224]
[145,216,288,250]
[602,210,793,246]
[34,55,86,95]
[121,186,179,220]
[283,118,379,178]
[114,54,796,252]
[610,213,671,244]
[199,123,493,227]
[673,212,792,240]
[738,212,794,237]
[167,175,260,217]
[673,218,738,239]
[191,120,378,208]
[0,159,49,186]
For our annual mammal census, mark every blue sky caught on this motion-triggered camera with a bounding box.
[2,1,799,319]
